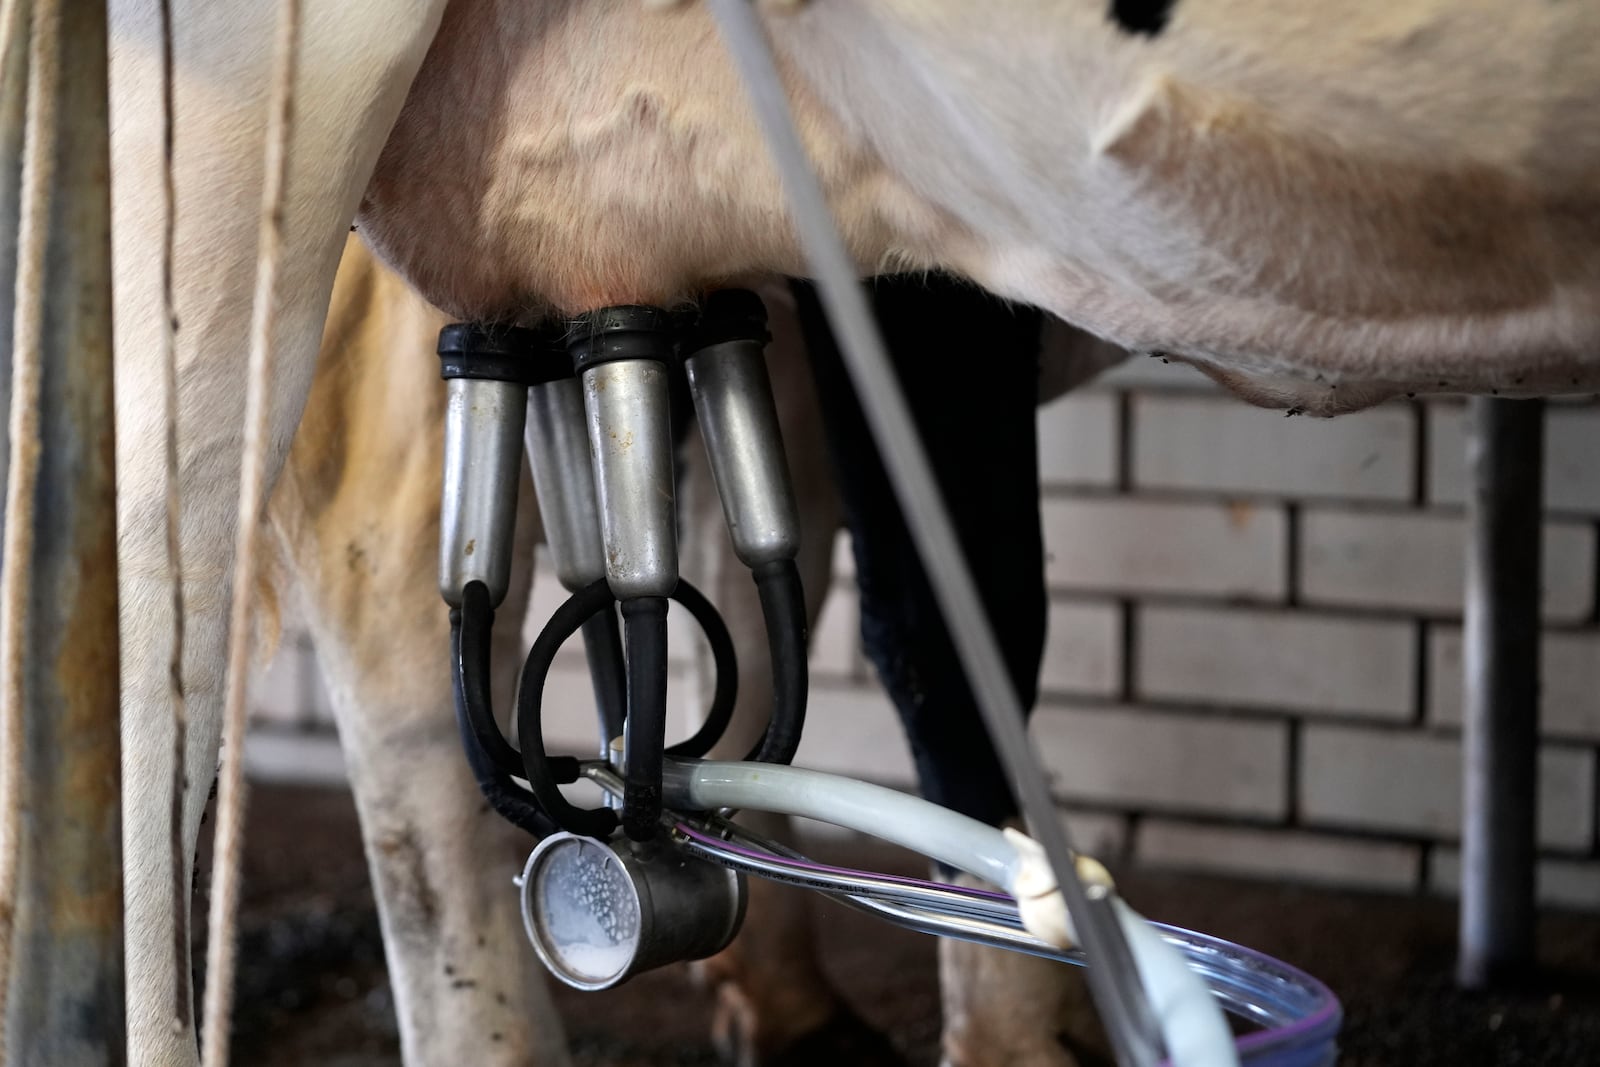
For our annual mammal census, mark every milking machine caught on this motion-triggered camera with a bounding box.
[435,289,1341,1065]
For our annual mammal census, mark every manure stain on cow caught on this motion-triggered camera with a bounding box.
[376,827,439,934]
[1110,0,1175,36]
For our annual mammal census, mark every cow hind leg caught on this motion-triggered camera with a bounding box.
[110,4,449,1060]
[795,275,1096,1067]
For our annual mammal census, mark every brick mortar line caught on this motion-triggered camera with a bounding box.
[1413,395,1429,507]
[1041,488,1600,528]
[1412,619,1430,728]
[1118,599,1136,703]
[1044,585,1597,626]
[1285,717,1302,826]
[1115,388,1133,492]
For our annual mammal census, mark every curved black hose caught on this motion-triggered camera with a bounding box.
[451,573,739,839]
[580,608,627,747]
[665,578,739,759]
[516,578,621,839]
[450,602,558,839]
[458,581,538,779]
[621,597,669,840]
[746,557,809,765]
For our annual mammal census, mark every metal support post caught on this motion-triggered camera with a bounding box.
[1,0,126,1059]
[1458,396,1543,989]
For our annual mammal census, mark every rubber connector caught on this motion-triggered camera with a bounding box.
[682,288,772,355]
[565,305,677,374]
[746,557,808,766]
[438,321,571,385]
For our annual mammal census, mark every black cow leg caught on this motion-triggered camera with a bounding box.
[793,274,1047,833]
[794,275,1092,1067]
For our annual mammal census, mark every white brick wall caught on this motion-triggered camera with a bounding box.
[248,380,1600,911]
[1037,394,1118,487]
[1299,725,1594,849]
[1136,605,1414,720]
[1030,704,1288,818]
[1299,508,1594,621]
[1042,497,1287,600]
[1040,601,1122,697]
[1132,395,1414,501]
[1135,819,1421,892]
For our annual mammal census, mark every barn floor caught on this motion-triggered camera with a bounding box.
[209,785,1600,1066]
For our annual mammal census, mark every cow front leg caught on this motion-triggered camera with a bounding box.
[280,468,570,1067]
[268,238,572,1065]
[109,2,449,1061]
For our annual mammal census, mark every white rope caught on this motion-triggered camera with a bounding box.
[156,0,192,1035]
[0,0,56,1056]
[198,0,300,1061]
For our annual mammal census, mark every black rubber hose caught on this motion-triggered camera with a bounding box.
[451,603,558,839]
[747,557,809,765]
[665,578,739,759]
[516,578,620,839]
[454,574,736,838]
[621,597,670,841]
[458,581,533,779]
[580,608,627,746]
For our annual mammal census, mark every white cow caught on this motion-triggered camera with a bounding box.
[107,0,1600,1065]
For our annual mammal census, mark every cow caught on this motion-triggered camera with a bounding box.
[107,0,1599,1065]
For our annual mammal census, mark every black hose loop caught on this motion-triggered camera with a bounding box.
[451,604,558,838]
[746,557,809,765]
[452,574,740,838]
[621,597,670,841]
[516,578,621,839]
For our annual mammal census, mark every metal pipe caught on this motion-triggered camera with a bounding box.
[1458,396,1543,988]
[3,0,125,1058]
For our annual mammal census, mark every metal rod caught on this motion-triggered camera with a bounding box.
[703,4,1164,1063]
[1458,396,1543,989]
[2,0,125,1058]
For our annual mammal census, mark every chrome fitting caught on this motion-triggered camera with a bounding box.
[682,290,799,568]
[438,324,544,608]
[568,306,680,600]
[524,325,608,591]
